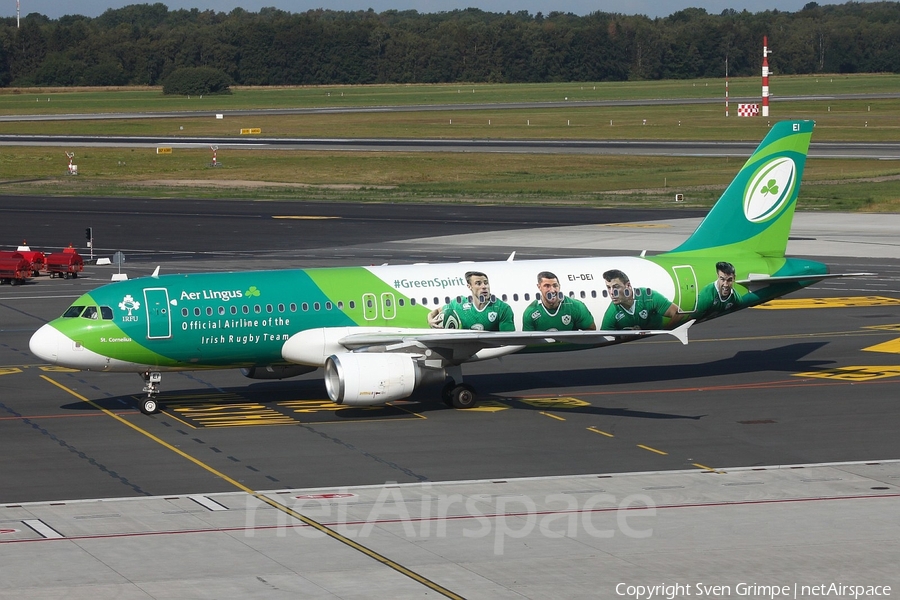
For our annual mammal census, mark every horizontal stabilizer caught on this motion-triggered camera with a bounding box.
[739,272,876,286]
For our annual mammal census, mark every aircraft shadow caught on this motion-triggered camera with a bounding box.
[475,341,832,389]
[61,342,831,423]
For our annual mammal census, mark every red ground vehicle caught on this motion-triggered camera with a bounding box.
[46,247,84,279]
[0,256,32,285]
[0,244,46,277]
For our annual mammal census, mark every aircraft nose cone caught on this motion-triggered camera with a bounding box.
[30,324,62,363]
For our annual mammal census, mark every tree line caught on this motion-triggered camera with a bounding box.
[0,1,898,88]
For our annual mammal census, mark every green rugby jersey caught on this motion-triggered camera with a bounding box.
[442,298,515,331]
[521,296,595,331]
[600,289,672,330]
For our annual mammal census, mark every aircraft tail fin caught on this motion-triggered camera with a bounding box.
[665,120,814,259]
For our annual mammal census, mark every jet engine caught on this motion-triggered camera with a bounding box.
[324,353,444,406]
[240,365,318,380]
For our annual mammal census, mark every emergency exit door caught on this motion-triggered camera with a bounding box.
[672,266,698,313]
[144,288,172,339]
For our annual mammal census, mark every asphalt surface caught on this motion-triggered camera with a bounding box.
[2,92,899,122]
[1,199,899,505]
[2,200,899,600]
[3,135,900,158]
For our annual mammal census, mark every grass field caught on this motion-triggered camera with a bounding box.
[0,74,898,210]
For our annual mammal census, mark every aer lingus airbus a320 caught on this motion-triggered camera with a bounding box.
[30,120,865,415]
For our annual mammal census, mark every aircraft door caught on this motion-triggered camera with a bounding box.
[362,293,377,321]
[672,266,698,313]
[380,292,396,320]
[143,288,172,339]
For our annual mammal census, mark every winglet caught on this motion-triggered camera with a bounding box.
[151,266,160,278]
[668,320,693,345]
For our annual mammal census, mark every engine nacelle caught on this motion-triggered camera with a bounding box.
[324,353,444,406]
[240,365,317,380]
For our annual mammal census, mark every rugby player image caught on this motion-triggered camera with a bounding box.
[521,271,596,331]
[693,261,744,321]
[600,268,681,330]
[427,271,514,331]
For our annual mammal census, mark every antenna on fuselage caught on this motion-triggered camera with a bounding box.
[151,266,160,278]
[506,251,516,261]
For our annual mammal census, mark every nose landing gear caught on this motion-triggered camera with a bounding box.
[140,371,162,414]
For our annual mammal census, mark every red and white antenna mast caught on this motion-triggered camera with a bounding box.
[762,36,770,117]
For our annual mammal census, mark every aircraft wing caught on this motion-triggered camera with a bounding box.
[282,320,693,366]
[336,320,692,361]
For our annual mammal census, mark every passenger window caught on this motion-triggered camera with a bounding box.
[580,291,586,299]
[502,294,508,301]
[100,306,114,320]
[63,306,85,318]
[81,306,98,320]
[314,302,320,311]
[410,298,416,306]
[290,303,297,312]
[206,307,213,316]
[231,305,237,315]
[302,303,309,311]
[398,299,404,307]
[524,293,530,301]
[182,308,189,317]
[254,305,261,313]
[194,307,201,316]
[278,303,285,312]
[513,294,518,301]
[325,302,333,310]
[349,301,355,309]
[218,306,225,315]
[243,305,249,314]
[266,304,273,313]
[337,301,344,309]
[591,290,597,298]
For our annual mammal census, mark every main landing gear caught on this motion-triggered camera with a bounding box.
[140,371,162,415]
[441,366,479,409]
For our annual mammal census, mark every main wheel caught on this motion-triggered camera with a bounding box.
[141,398,159,415]
[450,384,478,409]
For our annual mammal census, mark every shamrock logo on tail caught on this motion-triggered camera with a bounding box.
[245,286,261,297]
[760,179,779,196]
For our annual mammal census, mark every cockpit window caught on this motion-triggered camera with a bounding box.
[82,306,99,320]
[63,306,85,318]
[100,306,114,320]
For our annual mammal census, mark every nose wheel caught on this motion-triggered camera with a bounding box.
[141,397,159,415]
